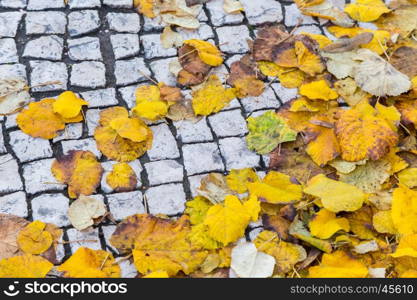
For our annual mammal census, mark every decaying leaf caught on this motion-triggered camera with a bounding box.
[161,26,184,49]
[196,173,233,204]
[51,150,104,199]
[183,39,223,67]
[231,242,275,278]
[0,214,29,260]
[58,247,120,278]
[246,111,297,155]
[376,5,417,38]
[68,195,107,231]
[390,45,417,79]
[177,44,211,86]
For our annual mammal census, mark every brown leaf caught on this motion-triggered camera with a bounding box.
[178,44,211,86]
[0,214,29,260]
[322,32,374,53]
[253,25,290,62]
[159,85,183,102]
[390,45,417,78]
[262,214,293,242]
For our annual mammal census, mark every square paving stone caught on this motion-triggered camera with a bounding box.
[0,12,23,37]
[9,130,53,163]
[118,84,139,108]
[68,10,100,37]
[149,58,178,86]
[23,35,64,60]
[27,0,65,10]
[285,3,316,26]
[68,37,102,61]
[0,127,7,154]
[53,123,83,142]
[240,0,283,25]
[68,0,101,8]
[26,11,67,35]
[110,34,140,60]
[86,108,100,136]
[80,88,118,108]
[216,25,251,54]
[177,24,215,41]
[208,109,248,138]
[182,142,224,175]
[103,0,132,8]
[0,154,23,193]
[145,183,186,215]
[107,13,140,33]
[22,158,66,194]
[70,61,106,88]
[271,82,298,104]
[114,57,151,86]
[31,193,70,227]
[218,137,260,170]
[240,86,281,113]
[0,0,27,8]
[0,63,26,81]
[206,0,244,26]
[174,117,213,143]
[0,38,18,64]
[67,228,102,252]
[145,160,184,186]
[61,137,102,158]
[141,34,177,59]
[107,191,145,221]
[0,192,28,218]
[147,123,180,161]
[30,61,67,92]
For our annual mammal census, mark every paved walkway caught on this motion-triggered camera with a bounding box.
[0,0,332,275]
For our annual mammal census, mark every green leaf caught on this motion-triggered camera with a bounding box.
[246,111,297,155]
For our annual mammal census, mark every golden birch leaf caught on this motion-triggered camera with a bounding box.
[17,220,53,255]
[16,99,65,139]
[391,185,417,235]
[347,206,376,239]
[391,234,417,258]
[109,117,149,142]
[133,215,208,276]
[185,196,212,225]
[106,163,138,192]
[344,0,390,22]
[183,39,223,66]
[299,80,339,101]
[143,271,169,278]
[353,49,411,97]
[309,209,350,239]
[304,174,366,212]
[68,195,107,231]
[254,230,306,274]
[301,33,332,49]
[51,150,103,199]
[308,250,368,278]
[335,103,398,162]
[0,254,53,278]
[257,62,305,88]
[204,195,253,245]
[398,168,417,188]
[136,0,156,18]
[373,210,396,234]
[58,247,120,278]
[52,91,88,120]
[247,171,303,204]
[294,40,326,76]
[226,168,260,194]
[132,84,172,121]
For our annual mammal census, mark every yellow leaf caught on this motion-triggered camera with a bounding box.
[334,78,371,107]
[187,223,221,250]
[328,26,391,55]
[0,254,53,278]
[58,247,120,278]
[395,100,417,129]
[243,195,261,222]
[304,174,366,212]
[106,163,137,192]
[299,80,338,101]
[226,168,260,194]
[185,196,212,225]
[289,97,324,112]
[392,234,417,258]
[17,98,65,139]
[373,210,396,234]
[247,171,303,204]
[192,75,236,116]
[345,0,390,22]
[309,209,350,239]
[133,215,207,276]
[335,102,398,162]
[233,77,265,98]
[347,206,376,239]
[17,220,53,255]
[294,40,326,76]
[204,195,256,245]
[136,0,156,18]
[143,271,169,278]
[52,91,88,120]
[110,117,149,142]
[308,250,368,277]
[51,150,103,199]
[301,32,332,49]
[183,39,223,66]
[254,230,306,274]
[257,62,305,88]
[392,185,417,235]
[398,168,417,188]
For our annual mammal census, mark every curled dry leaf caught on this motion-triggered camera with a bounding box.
[178,44,211,86]
[353,49,411,97]
[160,26,183,49]
[322,32,374,53]
[183,39,223,66]
[231,242,275,278]
[51,150,104,199]
[0,78,30,115]
[196,173,233,204]
[68,195,107,231]
[0,214,29,260]
[223,0,244,14]
[296,0,355,27]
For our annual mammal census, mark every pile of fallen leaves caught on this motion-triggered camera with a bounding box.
[2,0,417,278]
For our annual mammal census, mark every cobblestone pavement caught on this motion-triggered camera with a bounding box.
[0,0,346,275]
